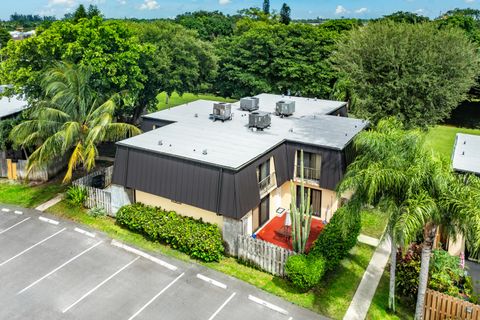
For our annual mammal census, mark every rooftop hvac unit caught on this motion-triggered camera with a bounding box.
[240,97,259,111]
[248,112,271,130]
[275,100,295,117]
[211,103,232,122]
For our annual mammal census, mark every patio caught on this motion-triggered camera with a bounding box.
[255,213,324,251]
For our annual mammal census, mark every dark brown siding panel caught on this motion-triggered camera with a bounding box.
[327,105,348,117]
[112,146,128,185]
[122,149,220,213]
[234,165,261,219]
[140,119,174,132]
[219,171,236,217]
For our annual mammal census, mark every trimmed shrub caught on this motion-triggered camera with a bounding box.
[88,207,107,218]
[116,203,224,262]
[309,206,360,271]
[285,254,326,291]
[66,185,87,207]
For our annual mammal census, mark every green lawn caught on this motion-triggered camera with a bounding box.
[47,201,375,319]
[0,179,65,208]
[424,125,480,161]
[156,92,236,110]
[367,270,414,320]
[361,209,388,239]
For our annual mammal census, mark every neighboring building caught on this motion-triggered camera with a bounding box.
[9,30,35,41]
[112,94,368,252]
[0,94,28,120]
[447,133,480,259]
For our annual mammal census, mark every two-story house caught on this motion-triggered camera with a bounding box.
[111,94,368,253]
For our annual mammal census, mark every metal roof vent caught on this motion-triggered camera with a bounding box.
[202,149,208,155]
[240,97,259,111]
[211,103,232,122]
[248,112,271,130]
[158,140,163,146]
[275,100,295,117]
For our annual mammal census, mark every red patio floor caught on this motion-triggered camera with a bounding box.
[255,213,324,251]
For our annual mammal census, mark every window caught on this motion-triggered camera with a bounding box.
[258,159,270,182]
[252,196,270,232]
[296,150,321,181]
[257,158,276,196]
[296,186,322,217]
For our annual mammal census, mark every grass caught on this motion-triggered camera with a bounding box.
[156,92,236,111]
[367,270,414,320]
[0,179,65,208]
[424,125,480,161]
[360,209,388,239]
[47,200,375,319]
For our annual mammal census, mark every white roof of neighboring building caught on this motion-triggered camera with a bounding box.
[117,94,367,170]
[0,95,28,119]
[452,133,480,175]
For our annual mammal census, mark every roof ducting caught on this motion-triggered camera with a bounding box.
[248,111,271,130]
[275,100,295,117]
[240,97,259,111]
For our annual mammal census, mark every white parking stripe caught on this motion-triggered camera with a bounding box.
[207,292,236,320]
[196,274,227,289]
[1,208,10,212]
[14,210,23,215]
[0,217,31,235]
[17,241,103,294]
[74,227,95,238]
[39,216,59,225]
[62,256,140,313]
[127,273,185,320]
[248,295,289,315]
[111,240,177,271]
[0,228,66,267]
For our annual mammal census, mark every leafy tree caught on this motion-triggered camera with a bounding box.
[10,63,141,182]
[338,118,480,317]
[0,28,11,48]
[381,11,430,24]
[175,11,234,41]
[126,21,218,108]
[279,3,291,25]
[73,5,88,22]
[215,21,341,98]
[0,116,20,151]
[0,17,152,122]
[262,0,270,15]
[334,21,479,128]
[86,5,102,19]
[443,8,480,20]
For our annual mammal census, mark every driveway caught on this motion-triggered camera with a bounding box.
[0,204,324,320]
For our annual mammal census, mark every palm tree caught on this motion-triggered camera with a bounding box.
[10,62,141,183]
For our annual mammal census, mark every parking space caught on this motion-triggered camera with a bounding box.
[0,205,323,320]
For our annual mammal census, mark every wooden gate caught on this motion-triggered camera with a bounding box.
[424,289,480,320]
[6,159,17,180]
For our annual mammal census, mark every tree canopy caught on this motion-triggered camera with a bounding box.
[175,11,235,41]
[334,21,479,128]
[214,21,348,98]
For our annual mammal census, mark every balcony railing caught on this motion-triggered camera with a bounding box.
[296,166,321,181]
[258,172,277,196]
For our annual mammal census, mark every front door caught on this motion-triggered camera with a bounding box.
[296,186,322,217]
[259,196,270,227]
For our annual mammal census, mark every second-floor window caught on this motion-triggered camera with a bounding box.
[296,150,321,181]
[257,158,276,195]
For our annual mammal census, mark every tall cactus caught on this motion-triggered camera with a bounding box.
[290,150,313,254]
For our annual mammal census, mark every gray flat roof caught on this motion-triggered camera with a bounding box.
[452,133,480,175]
[118,93,367,170]
[0,95,28,119]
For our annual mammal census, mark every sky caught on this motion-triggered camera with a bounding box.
[1,0,480,21]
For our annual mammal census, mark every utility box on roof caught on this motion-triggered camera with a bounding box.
[248,112,271,130]
[275,100,295,117]
[240,97,259,111]
[212,103,232,121]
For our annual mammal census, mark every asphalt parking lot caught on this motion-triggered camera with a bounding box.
[0,205,323,320]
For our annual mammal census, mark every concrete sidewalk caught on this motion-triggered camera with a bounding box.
[343,237,391,320]
[35,194,63,212]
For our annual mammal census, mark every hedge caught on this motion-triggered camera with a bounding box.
[309,206,360,271]
[285,254,326,291]
[116,203,224,262]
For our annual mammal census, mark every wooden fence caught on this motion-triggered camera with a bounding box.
[0,152,7,178]
[236,235,296,277]
[72,166,114,215]
[424,289,480,320]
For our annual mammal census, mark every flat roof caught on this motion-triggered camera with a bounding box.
[0,95,28,119]
[452,133,480,175]
[118,93,367,170]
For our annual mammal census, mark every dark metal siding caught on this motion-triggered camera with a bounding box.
[112,142,347,220]
[327,105,348,117]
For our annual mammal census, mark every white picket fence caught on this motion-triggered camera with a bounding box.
[236,235,296,277]
[72,166,114,215]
